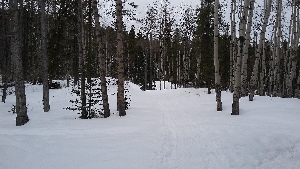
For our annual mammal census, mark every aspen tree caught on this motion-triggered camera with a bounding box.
[116,0,126,116]
[230,0,236,92]
[78,0,87,119]
[214,0,222,111]
[241,0,255,97]
[272,0,282,97]
[288,1,298,97]
[249,0,272,101]
[232,0,249,115]
[11,0,29,125]
[92,0,110,117]
[40,0,50,112]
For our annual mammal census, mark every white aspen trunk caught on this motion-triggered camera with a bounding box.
[283,8,293,97]
[214,0,222,111]
[230,0,236,92]
[149,32,153,90]
[249,0,271,101]
[144,48,147,91]
[241,0,255,96]
[232,0,249,115]
[92,0,110,117]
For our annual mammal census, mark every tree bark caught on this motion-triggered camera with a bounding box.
[116,0,126,116]
[249,0,271,101]
[11,0,29,126]
[40,0,50,112]
[78,0,87,119]
[288,2,298,98]
[232,0,249,115]
[1,0,7,103]
[92,0,110,118]
[241,0,255,97]
[272,0,282,97]
[214,0,222,111]
[230,0,236,93]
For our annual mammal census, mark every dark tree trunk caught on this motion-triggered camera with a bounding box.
[1,0,7,103]
[78,0,87,119]
[92,0,110,118]
[40,0,50,112]
[11,0,29,126]
[116,0,126,116]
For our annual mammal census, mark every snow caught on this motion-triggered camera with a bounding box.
[0,80,300,169]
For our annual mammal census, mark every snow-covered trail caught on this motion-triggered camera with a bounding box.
[1,82,300,169]
[148,89,225,169]
[146,88,300,169]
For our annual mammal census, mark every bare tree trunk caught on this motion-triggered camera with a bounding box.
[297,69,300,98]
[92,0,110,117]
[282,10,293,98]
[40,0,50,112]
[11,0,29,126]
[144,49,147,91]
[116,0,126,116]
[230,0,236,92]
[249,0,271,101]
[241,0,255,97]
[214,0,222,111]
[232,0,249,115]
[1,0,7,103]
[273,0,282,97]
[288,2,298,98]
[149,32,153,90]
[78,0,87,119]
[259,40,266,96]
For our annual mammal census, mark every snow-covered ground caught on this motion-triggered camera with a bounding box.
[0,80,300,169]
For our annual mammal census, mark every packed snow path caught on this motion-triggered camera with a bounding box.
[0,82,300,169]
[147,89,300,169]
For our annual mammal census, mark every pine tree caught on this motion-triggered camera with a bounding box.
[194,0,215,93]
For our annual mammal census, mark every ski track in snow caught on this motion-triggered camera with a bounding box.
[1,81,300,169]
[149,90,221,169]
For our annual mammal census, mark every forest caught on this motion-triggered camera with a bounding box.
[0,0,300,126]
